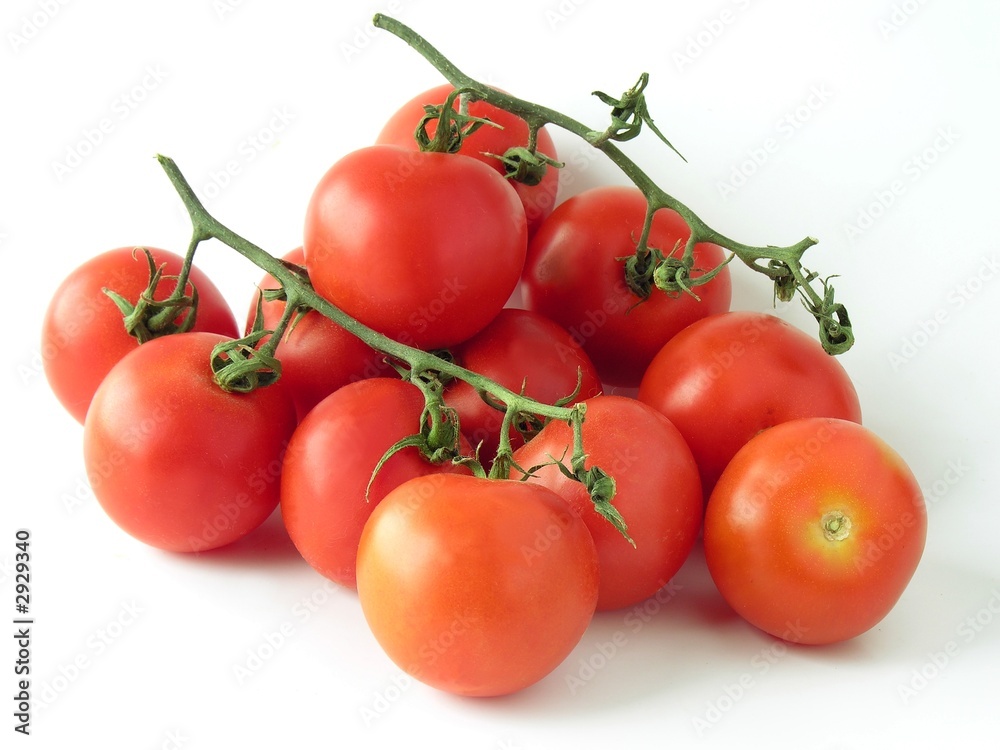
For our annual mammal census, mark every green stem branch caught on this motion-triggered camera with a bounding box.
[156,153,588,454]
[371,13,853,355]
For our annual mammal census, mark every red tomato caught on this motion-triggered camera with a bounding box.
[280,378,471,589]
[521,186,732,387]
[83,332,297,552]
[512,395,702,611]
[248,247,387,421]
[303,145,527,350]
[42,246,238,424]
[376,83,559,237]
[445,308,602,463]
[638,311,862,499]
[356,474,599,696]
[704,418,927,644]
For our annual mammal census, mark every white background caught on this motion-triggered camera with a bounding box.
[4,0,999,747]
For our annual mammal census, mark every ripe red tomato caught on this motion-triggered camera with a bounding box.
[376,83,559,237]
[521,185,732,387]
[280,378,471,589]
[83,332,297,552]
[248,247,387,421]
[512,395,702,611]
[444,308,602,463]
[42,246,238,424]
[356,474,599,696]
[638,311,862,499]
[704,418,927,645]
[303,145,527,350]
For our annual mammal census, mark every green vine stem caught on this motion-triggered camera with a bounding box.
[372,14,854,356]
[155,154,631,543]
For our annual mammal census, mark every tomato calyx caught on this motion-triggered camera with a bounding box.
[103,246,199,343]
[511,440,634,549]
[589,72,686,162]
[821,510,852,542]
[483,145,562,187]
[365,367,466,500]
[414,87,500,154]
[209,288,297,394]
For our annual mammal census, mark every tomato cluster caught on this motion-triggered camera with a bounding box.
[42,82,925,698]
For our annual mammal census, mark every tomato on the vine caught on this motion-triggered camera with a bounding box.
[42,246,238,424]
[248,247,386,421]
[356,473,599,696]
[444,308,602,464]
[376,83,559,236]
[303,145,527,350]
[280,378,472,588]
[83,332,297,552]
[704,417,926,645]
[521,185,732,387]
[512,395,702,611]
[638,311,862,499]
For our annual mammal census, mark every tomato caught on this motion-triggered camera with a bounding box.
[303,145,527,350]
[521,185,732,387]
[638,311,862,499]
[704,418,927,645]
[444,308,602,464]
[248,247,387,421]
[356,474,598,696]
[42,246,238,424]
[376,83,559,237]
[83,332,297,552]
[512,395,702,610]
[280,378,471,588]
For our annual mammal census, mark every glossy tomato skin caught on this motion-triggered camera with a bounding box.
[280,378,471,588]
[248,247,386,421]
[83,332,297,552]
[356,474,599,696]
[704,418,927,645]
[303,145,527,350]
[43,246,238,424]
[512,396,702,611]
[521,185,732,387]
[445,308,602,463]
[376,83,559,237]
[638,311,862,499]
